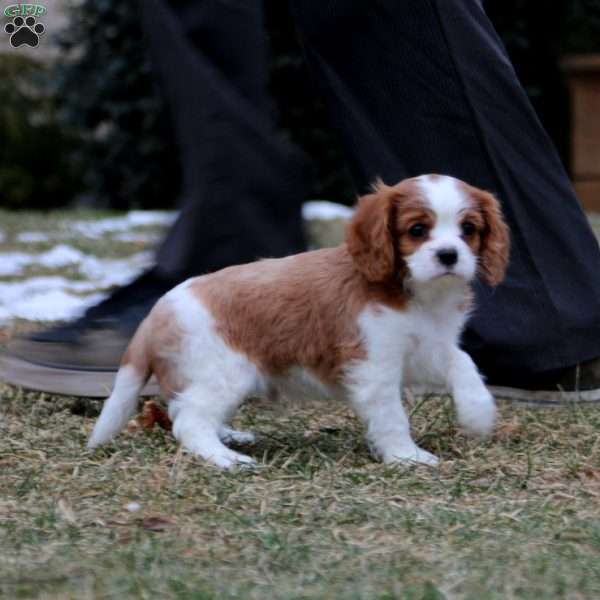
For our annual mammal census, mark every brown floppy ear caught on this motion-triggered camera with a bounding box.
[472,189,510,286]
[346,186,396,283]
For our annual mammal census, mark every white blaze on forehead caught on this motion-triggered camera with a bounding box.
[416,175,471,221]
[405,175,479,284]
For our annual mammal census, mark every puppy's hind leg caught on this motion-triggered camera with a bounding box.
[169,381,255,469]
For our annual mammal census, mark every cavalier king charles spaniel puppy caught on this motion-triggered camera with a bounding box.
[89,174,510,468]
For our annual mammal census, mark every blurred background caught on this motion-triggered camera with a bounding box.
[2,0,600,326]
[1,0,600,212]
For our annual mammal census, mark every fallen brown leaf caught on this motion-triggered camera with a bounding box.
[138,401,172,431]
[127,401,172,434]
[141,515,174,532]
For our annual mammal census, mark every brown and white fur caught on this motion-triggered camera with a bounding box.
[88,175,510,468]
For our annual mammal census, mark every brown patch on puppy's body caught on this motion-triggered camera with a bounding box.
[192,245,407,385]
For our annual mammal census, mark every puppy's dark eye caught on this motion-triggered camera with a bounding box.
[461,221,476,237]
[408,224,428,239]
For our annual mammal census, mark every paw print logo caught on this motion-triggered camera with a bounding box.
[5,16,45,48]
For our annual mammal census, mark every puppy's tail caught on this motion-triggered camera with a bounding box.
[87,321,151,449]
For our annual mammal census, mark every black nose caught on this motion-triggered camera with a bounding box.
[436,248,458,267]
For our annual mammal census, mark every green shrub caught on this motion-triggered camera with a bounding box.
[0,54,83,210]
[54,0,179,210]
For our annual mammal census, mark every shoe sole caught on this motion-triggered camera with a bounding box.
[3,352,600,405]
[409,384,600,406]
[488,385,600,406]
[0,353,160,398]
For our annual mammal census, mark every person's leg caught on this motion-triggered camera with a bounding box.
[1,0,307,396]
[289,0,600,387]
[143,0,307,283]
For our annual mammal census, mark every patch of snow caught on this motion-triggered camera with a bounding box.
[79,251,154,288]
[302,201,354,221]
[0,243,152,284]
[0,248,154,323]
[0,244,85,277]
[38,244,85,269]
[16,231,51,243]
[7,289,107,322]
[0,252,36,276]
[0,245,87,275]
[71,217,133,238]
[127,210,177,227]
[71,210,177,239]
[0,276,99,304]
[113,231,162,244]
[0,275,110,323]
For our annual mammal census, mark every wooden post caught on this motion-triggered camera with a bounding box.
[562,54,600,211]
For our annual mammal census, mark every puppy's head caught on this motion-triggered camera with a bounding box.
[347,175,510,287]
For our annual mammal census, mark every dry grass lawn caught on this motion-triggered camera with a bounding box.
[2,386,600,599]
[1,210,600,599]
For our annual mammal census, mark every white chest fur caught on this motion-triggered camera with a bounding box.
[357,280,470,389]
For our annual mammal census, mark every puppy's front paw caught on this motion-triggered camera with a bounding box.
[456,388,496,437]
[381,444,439,466]
[209,449,257,470]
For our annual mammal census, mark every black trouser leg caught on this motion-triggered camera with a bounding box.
[139,0,308,283]
[289,0,600,379]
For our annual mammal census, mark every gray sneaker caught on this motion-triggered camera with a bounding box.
[0,271,168,397]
